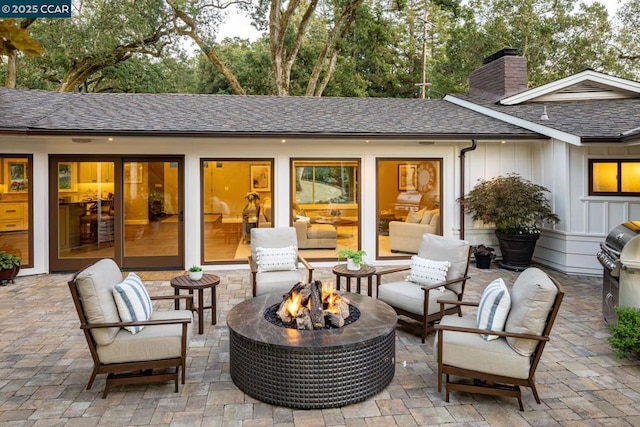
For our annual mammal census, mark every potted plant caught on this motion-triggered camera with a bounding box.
[472,244,495,269]
[0,251,21,284]
[337,248,367,271]
[608,306,640,359]
[188,265,203,281]
[460,173,559,271]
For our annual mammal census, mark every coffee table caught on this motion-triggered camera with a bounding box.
[332,264,376,296]
[170,273,220,334]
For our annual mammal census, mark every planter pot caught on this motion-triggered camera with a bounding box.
[347,258,361,271]
[0,266,19,284]
[495,231,540,271]
[475,254,492,269]
[189,271,203,281]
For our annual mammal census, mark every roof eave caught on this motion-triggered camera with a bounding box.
[0,128,543,141]
[499,70,640,105]
[444,95,580,145]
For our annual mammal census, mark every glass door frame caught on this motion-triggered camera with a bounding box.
[48,155,185,272]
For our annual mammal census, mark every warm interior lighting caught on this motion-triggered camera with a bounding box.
[593,162,618,192]
[622,163,640,192]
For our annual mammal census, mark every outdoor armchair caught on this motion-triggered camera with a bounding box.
[434,267,564,411]
[248,227,314,297]
[375,234,471,342]
[68,259,193,398]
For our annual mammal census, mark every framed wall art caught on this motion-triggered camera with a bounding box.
[58,162,77,192]
[124,162,143,184]
[398,164,417,191]
[5,160,28,192]
[251,165,271,192]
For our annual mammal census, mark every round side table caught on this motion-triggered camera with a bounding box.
[332,264,376,296]
[170,273,220,335]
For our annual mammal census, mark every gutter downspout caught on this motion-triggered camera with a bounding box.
[459,139,478,240]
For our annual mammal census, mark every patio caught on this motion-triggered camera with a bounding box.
[1,264,640,426]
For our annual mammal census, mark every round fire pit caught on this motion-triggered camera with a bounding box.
[227,292,396,409]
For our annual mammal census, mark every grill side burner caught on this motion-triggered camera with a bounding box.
[598,221,640,323]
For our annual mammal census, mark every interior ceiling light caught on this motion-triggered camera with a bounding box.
[71,138,92,143]
[418,141,435,145]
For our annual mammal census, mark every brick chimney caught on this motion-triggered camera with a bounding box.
[468,48,528,102]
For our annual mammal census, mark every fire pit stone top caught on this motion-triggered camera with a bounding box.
[227,292,397,349]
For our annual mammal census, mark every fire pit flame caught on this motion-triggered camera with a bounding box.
[275,280,351,330]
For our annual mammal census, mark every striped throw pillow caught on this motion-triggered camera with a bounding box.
[477,278,511,341]
[113,272,153,334]
[256,245,298,272]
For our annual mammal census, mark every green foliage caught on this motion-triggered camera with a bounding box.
[337,248,367,266]
[608,306,640,359]
[461,173,559,235]
[188,265,202,272]
[0,251,21,270]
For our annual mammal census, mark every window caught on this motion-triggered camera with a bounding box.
[291,159,360,259]
[590,160,640,196]
[202,159,273,263]
[376,159,442,258]
[1,155,32,267]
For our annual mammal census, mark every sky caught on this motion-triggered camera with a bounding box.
[216,0,623,42]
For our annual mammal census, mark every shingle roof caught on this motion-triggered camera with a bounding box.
[0,89,537,139]
[450,94,640,142]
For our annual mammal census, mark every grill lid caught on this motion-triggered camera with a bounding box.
[603,221,640,256]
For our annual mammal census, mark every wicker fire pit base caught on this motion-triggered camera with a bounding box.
[227,292,396,409]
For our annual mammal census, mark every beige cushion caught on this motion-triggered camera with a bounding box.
[74,258,125,346]
[418,234,470,294]
[377,280,457,316]
[97,309,193,364]
[251,227,298,259]
[308,224,336,239]
[505,267,558,356]
[405,209,423,223]
[436,315,531,379]
[256,270,305,296]
[420,210,436,225]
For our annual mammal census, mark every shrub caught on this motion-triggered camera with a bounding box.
[608,306,640,359]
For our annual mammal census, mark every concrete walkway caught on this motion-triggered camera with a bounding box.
[1,264,639,426]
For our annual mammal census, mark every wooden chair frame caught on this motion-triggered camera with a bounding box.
[68,270,193,398]
[434,276,564,411]
[248,254,314,297]
[375,246,472,343]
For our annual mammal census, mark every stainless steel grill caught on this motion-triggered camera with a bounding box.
[597,221,640,323]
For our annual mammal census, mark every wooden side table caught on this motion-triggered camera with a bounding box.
[332,264,376,296]
[170,273,220,334]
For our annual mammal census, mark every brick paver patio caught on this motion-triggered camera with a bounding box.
[1,264,640,426]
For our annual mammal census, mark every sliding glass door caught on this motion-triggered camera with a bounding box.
[50,156,184,271]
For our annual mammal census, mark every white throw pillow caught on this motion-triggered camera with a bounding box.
[477,278,511,341]
[112,272,153,334]
[256,245,298,272]
[407,256,450,289]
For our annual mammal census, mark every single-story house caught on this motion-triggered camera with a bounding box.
[1,48,638,276]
